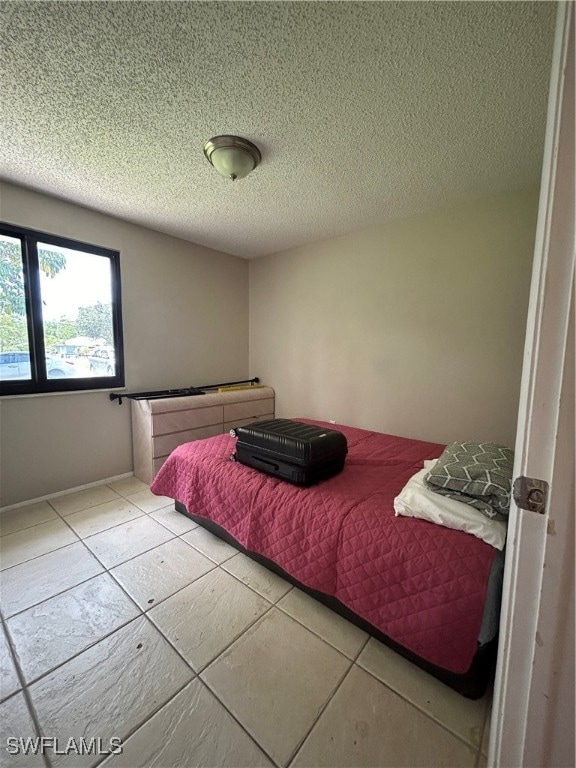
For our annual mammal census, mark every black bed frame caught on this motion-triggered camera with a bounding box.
[175,500,497,699]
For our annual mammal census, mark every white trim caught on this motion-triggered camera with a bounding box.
[490,3,574,766]
[0,386,125,401]
[0,472,135,514]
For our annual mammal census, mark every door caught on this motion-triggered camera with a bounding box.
[490,4,574,767]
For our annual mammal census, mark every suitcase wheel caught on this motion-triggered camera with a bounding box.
[229,428,238,438]
[230,452,237,462]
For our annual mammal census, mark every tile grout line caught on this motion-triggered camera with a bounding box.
[5,502,292,624]
[0,537,106,619]
[0,528,81,574]
[5,517,210,765]
[195,603,325,767]
[55,499,174,541]
[0,489,161,574]
[57,508,147,539]
[2,528,113,617]
[106,552,218,613]
[2,485,184,575]
[141,591,282,765]
[180,532,369,660]
[197,605,355,768]
[17,532,483,762]
[0,475,143,516]
[92,603,279,766]
[273,599,368,662]
[59,517,179,573]
[7,610,198,768]
[354,654,489,754]
[88,674,197,768]
[177,538,239,568]
[0,488,223,763]
[103,501,490,755]
[353,633,372,662]
[215,556,488,756]
[46,484,167,516]
[200,597,277,672]
[70,606,271,768]
[4,516,205,620]
[0,614,52,768]
[45,483,154,509]
[195,675,281,768]
[3,487,491,762]
[0,513,61,540]
[3,506,177,682]
[286,657,356,768]
[217,554,294,604]
[177,534,487,754]
[3,504,159,692]
[7,612,146,691]
[475,698,492,767]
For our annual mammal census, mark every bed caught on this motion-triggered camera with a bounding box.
[151,419,504,698]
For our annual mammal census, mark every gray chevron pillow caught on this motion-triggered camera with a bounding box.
[424,441,514,518]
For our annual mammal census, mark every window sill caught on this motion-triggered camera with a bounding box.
[0,386,126,401]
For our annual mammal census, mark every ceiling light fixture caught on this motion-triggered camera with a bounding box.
[203,135,261,181]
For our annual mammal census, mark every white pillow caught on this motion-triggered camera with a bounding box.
[394,461,507,550]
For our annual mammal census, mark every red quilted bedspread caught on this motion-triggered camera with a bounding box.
[151,420,496,674]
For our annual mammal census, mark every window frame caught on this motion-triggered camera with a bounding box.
[0,222,125,396]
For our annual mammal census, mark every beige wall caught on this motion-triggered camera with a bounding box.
[0,182,249,506]
[249,187,539,448]
[1,183,538,506]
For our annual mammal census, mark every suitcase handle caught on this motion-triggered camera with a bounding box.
[249,455,280,472]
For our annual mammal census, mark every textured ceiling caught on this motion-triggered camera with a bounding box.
[1,2,556,258]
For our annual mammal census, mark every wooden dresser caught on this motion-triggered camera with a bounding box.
[131,386,275,484]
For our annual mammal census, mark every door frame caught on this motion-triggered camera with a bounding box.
[490,3,575,766]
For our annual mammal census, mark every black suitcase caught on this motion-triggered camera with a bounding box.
[232,419,348,486]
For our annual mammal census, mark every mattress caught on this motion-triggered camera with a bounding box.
[151,419,498,677]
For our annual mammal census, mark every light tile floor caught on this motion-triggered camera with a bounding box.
[0,479,492,768]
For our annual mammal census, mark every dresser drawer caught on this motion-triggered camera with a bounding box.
[153,456,168,477]
[152,405,222,436]
[153,424,223,458]
[133,387,274,484]
[223,397,274,423]
[223,413,274,434]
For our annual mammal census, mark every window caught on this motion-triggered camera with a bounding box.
[0,223,124,395]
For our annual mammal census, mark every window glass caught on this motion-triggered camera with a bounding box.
[0,223,124,395]
[38,242,116,379]
[0,234,31,381]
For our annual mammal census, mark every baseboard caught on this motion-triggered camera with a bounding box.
[0,472,135,514]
